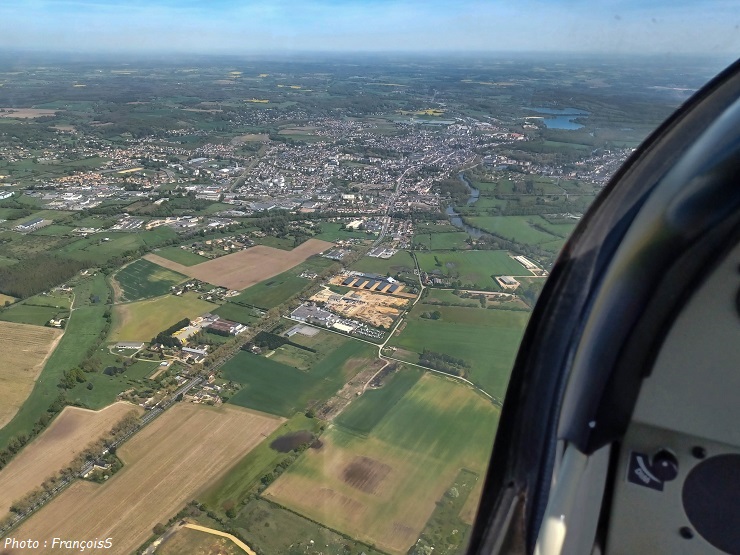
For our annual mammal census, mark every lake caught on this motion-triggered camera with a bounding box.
[527,107,590,130]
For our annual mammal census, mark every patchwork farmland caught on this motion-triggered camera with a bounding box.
[112,258,188,302]
[144,238,333,290]
[8,403,283,555]
[110,293,216,342]
[0,403,142,518]
[264,374,499,555]
[0,321,63,429]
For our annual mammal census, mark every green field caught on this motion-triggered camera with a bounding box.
[230,257,334,310]
[335,367,422,435]
[265,374,499,555]
[113,258,188,302]
[465,215,560,245]
[200,413,320,512]
[30,224,76,236]
[388,303,528,400]
[414,468,480,554]
[351,250,415,276]
[111,292,217,342]
[0,297,107,449]
[152,246,209,266]
[415,250,529,289]
[314,222,372,242]
[212,302,262,325]
[59,227,178,265]
[413,231,471,251]
[231,273,308,309]
[222,337,376,417]
[66,356,160,409]
[232,499,385,555]
[0,290,71,326]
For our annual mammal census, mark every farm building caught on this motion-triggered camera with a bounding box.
[182,346,208,363]
[206,318,247,336]
[291,304,336,326]
[14,217,46,232]
[496,276,520,290]
[116,341,145,350]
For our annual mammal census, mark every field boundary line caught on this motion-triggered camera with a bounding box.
[182,523,257,555]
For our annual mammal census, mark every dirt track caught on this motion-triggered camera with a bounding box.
[145,239,333,290]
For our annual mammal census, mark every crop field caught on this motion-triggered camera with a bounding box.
[0,321,63,430]
[144,238,333,290]
[222,338,376,417]
[335,368,422,435]
[111,292,216,342]
[200,413,321,513]
[415,250,530,289]
[0,403,142,518]
[212,302,262,325]
[465,216,561,245]
[231,272,309,309]
[351,251,415,277]
[0,304,107,449]
[388,303,529,399]
[152,246,209,266]
[265,374,499,555]
[11,403,283,555]
[113,258,188,302]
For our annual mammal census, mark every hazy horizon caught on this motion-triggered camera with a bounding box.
[0,0,739,57]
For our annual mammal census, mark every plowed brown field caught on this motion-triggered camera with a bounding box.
[0,321,63,429]
[8,403,283,555]
[0,403,142,518]
[145,239,332,290]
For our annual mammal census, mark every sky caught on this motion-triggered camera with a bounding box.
[0,0,738,56]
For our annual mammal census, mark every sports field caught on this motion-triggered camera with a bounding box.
[0,403,142,518]
[112,258,188,302]
[265,374,499,555]
[144,238,333,290]
[388,303,529,399]
[222,337,377,417]
[111,293,216,342]
[11,403,283,555]
[415,250,530,289]
[0,321,63,429]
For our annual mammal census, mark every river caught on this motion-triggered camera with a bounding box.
[445,173,486,237]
